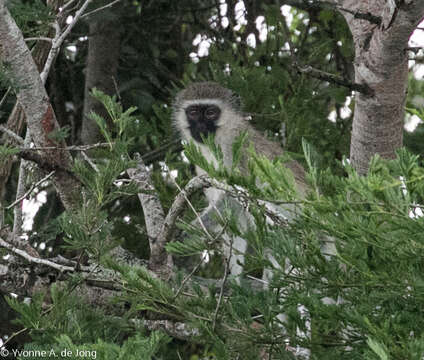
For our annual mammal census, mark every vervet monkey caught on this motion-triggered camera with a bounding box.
[173,81,306,277]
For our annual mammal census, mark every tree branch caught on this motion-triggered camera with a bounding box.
[0,236,75,272]
[40,0,93,83]
[127,153,170,274]
[0,124,24,145]
[0,0,82,210]
[6,171,55,210]
[279,10,373,95]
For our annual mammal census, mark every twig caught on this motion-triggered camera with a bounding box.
[282,1,382,26]
[280,12,373,96]
[111,75,122,104]
[0,236,75,272]
[6,171,55,210]
[336,6,382,26]
[0,86,11,109]
[140,319,200,340]
[24,37,53,43]
[41,0,93,83]
[173,255,206,300]
[172,177,214,241]
[40,21,61,84]
[12,131,31,238]
[18,142,112,151]
[407,46,424,54]
[80,0,121,19]
[212,235,231,330]
[81,151,99,172]
[18,150,78,179]
[1,327,28,348]
[246,274,269,285]
[155,175,210,246]
[297,65,373,95]
[60,0,78,12]
[0,124,24,144]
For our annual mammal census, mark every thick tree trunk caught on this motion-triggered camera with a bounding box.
[0,1,82,210]
[80,13,121,144]
[338,1,424,174]
[0,0,64,217]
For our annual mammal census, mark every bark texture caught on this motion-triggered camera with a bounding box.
[338,1,424,174]
[0,0,82,210]
[81,12,121,144]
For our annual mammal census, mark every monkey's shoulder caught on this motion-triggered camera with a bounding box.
[245,126,283,159]
[245,126,307,190]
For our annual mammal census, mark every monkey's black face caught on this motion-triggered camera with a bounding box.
[185,104,221,143]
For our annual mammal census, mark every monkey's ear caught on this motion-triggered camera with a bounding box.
[230,92,243,112]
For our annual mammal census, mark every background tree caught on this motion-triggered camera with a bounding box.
[1,0,424,359]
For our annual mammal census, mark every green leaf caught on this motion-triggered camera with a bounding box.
[367,337,389,360]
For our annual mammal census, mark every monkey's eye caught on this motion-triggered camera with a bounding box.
[205,107,219,119]
[187,107,199,116]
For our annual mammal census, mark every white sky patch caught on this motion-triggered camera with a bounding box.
[405,114,422,132]
[66,45,77,53]
[234,1,247,27]
[220,0,227,16]
[412,60,424,79]
[246,33,256,48]
[327,97,352,122]
[409,206,424,219]
[280,5,293,26]
[341,96,352,119]
[189,52,200,64]
[399,176,407,196]
[209,14,219,29]
[202,250,210,263]
[197,38,212,57]
[221,17,229,28]
[22,190,47,231]
[66,45,77,62]
[328,110,336,122]
[180,149,190,163]
[409,20,424,80]
[256,16,268,42]
[66,15,73,25]
[219,0,229,28]
[399,178,424,220]
[193,34,202,46]
[159,161,178,181]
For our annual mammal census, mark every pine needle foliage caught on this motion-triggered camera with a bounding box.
[166,137,424,358]
[7,91,424,359]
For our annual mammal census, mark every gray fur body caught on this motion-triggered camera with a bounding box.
[173,82,305,277]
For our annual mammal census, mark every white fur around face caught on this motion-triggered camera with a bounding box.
[175,100,246,169]
[175,99,242,134]
[179,98,225,107]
